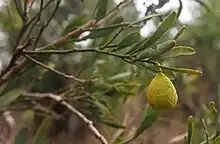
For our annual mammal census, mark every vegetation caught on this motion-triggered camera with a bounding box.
[0,0,219,144]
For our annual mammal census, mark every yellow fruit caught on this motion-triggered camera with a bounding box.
[147,72,178,109]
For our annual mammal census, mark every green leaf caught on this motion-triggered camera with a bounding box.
[117,140,132,144]
[86,16,124,39]
[187,116,194,144]
[117,106,158,144]
[184,136,188,144]
[174,25,186,40]
[208,101,218,121]
[14,128,29,144]
[159,66,202,75]
[92,99,110,114]
[0,88,24,108]
[108,72,132,81]
[125,39,147,54]
[0,83,8,95]
[100,119,126,129]
[135,40,176,60]
[124,13,166,54]
[160,46,195,59]
[117,32,141,49]
[139,11,177,51]
[92,82,112,91]
[133,106,158,140]
[211,136,220,144]
[33,118,52,144]
[94,0,108,20]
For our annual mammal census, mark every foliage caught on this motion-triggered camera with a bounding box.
[0,0,217,144]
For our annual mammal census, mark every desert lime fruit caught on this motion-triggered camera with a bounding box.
[147,72,178,109]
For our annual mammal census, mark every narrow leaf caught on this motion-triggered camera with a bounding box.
[92,83,112,91]
[184,136,188,144]
[135,40,176,60]
[140,11,177,51]
[33,118,51,144]
[117,106,158,144]
[117,32,141,49]
[94,0,108,20]
[0,83,8,95]
[14,128,29,144]
[125,39,147,54]
[208,101,218,121]
[132,106,158,140]
[174,25,186,40]
[0,88,24,108]
[160,46,195,59]
[158,66,202,75]
[187,116,194,144]
[100,119,126,129]
[108,72,132,81]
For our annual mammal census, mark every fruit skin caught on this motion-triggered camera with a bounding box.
[147,72,178,109]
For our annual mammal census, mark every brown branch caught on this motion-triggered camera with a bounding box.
[37,0,132,51]
[50,19,97,47]
[22,92,109,144]
[0,59,27,86]
[23,54,86,83]
[0,0,131,87]
[36,19,97,51]
[0,41,31,86]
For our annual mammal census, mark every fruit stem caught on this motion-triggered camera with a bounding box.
[155,62,162,73]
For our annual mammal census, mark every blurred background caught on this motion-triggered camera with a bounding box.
[0,0,219,144]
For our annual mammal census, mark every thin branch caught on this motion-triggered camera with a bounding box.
[23,0,44,47]
[15,0,26,22]
[37,20,97,50]
[0,0,60,85]
[27,0,55,26]
[33,0,61,47]
[23,54,86,83]
[0,41,31,80]
[22,92,109,144]
[0,59,27,86]
[103,23,125,48]
[36,0,132,51]
[0,0,131,87]
[28,0,37,15]
[22,48,131,60]
[23,0,29,19]
[85,23,141,32]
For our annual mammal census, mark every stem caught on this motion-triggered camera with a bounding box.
[22,48,131,60]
